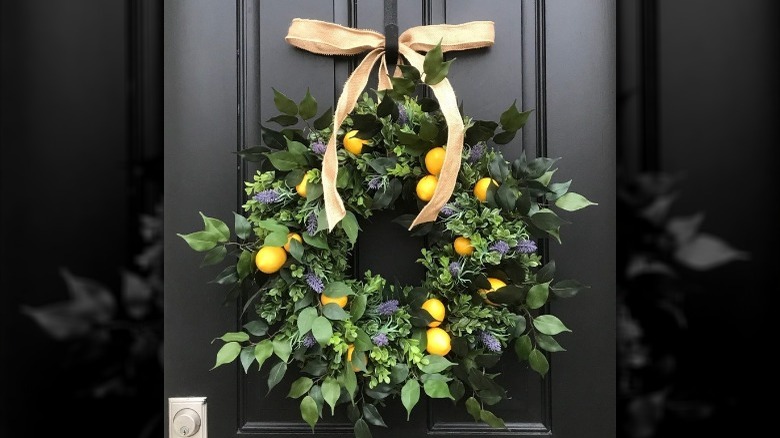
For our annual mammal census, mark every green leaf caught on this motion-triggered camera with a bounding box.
[551,279,589,298]
[297,307,318,335]
[264,150,306,171]
[533,314,572,335]
[465,397,481,422]
[254,339,274,370]
[239,347,255,373]
[555,192,598,211]
[200,212,230,242]
[480,409,507,429]
[362,404,387,427]
[423,379,453,399]
[419,355,457,374]
[423,41,454,85]
[178,231,218,252]
[300,396,318,431]
[322,303,350,321]
[273,338,292,362]
[243,319,268,336]
[288,238,304,262]
[536,169,556,187]
[353,328,373,352]
[323,281,354,298]
[510,315,527,338]
[342,360,357,400]
[298,88,317,120]
[419,118,439,141]
[526,282,550,309]
[499,101,532,132]
[514,335,532,361]
[220,332,249,342]
[390,76,416,96]
[495,184,518,212]
[398,64,421,81]
[465,120,498,144]
[425,56,455,86]
[354,418,372,438]
[200,245,227,266]
[286,138,309,156]
[263,231,288,247]
[376,94,397,118]
[342,211,360,245]
[350,294,367,322]
[211,265,238,285]
[267,360,288,394]
[267,114,298,126]
[256,219,288,233]
[234,212,251,240]
[401,380,420,420]
[311,316,333,346]
[492,130,516,145]
[390,364,409,384]
[535,333,566,352]
[449,380,465,402]
[272,87,298,115]
[302,231,329,250]
[288,376,314,399]
[488,157,510,183]
[236,250,253,279]
[212,342,241,370]
[321,377,341,416]
[312,107,333,130]
[418,97,439,112]
[528,349,549,377]
[546,179,573,201]
[536,260,556,283]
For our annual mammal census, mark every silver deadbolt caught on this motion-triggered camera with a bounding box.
[173,408,201,436]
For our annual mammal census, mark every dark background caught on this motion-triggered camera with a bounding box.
[1,1,778,437]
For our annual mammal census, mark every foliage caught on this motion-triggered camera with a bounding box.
[180,48,594,436]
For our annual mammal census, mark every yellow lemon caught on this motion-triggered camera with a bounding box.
[346,344,367,371]
[343,130,366,155]
[416,175,438,202]
[421,298,446,327]
[426,327,452,356]
[479,277,507,306]
[321,294,348,309]
[283,232,302,252]
[296,173,309,197]
[254,246,287,274]
[424,147,446,176]
[473,177,498,202]
[453,237,474,256]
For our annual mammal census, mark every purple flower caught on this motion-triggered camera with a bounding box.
[449,261,462,276]
[376,299,399,316]
[368,176,383,190]
[372,332,389,347]
[302,332,317,348]
[515,239,538,254]
[306,212,318,236]
[439,206,455,217]
[397,105,408,125]
[468,143,485,164]
[253,189,279,204]
[311,141,326,154]
[304,271,324,294]
[489,241,510,255]
[478,330,501,353]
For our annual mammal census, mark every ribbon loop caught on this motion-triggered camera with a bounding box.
[285,19,495,230]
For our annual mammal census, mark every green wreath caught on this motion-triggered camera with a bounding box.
[179,49,595,435]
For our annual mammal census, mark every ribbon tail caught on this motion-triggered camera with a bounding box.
[322,48,385,230]
[399,45,465,230]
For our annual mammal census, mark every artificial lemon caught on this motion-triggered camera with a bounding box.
[283,232,302,252]
[479,277,507,306]
[424,147,446,176]
[426,327,452,356]
[416,175,438,202]
[296,173,309,197]
[473,177,498,202]
[421,298,446,327]
[453,236,474,256]
[346,344,367,371]
[321,294,348,309]
[254,246,287,274]
[343,130,366,155]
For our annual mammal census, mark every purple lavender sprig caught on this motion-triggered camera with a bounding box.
[304,271,324,294]
[397,105,408,126]
[449,261,462,276]
[302,332,317,348]
[468,143,486,164]
[489,241,510,256]
[376,299,399,316]
[478,330,502,353]
[253,189,280,204]
[306,212,318,236]
[515,239,538,254]
[372,332,389,347]
[311,141,326,155]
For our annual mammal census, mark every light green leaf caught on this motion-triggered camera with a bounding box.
[533,314,572,335]
[526,282,550,309]
[419,355,457,374]
[401,380,420,420]
[342,360,357,400]
[256,219,288,233]
[177,231,218,252]
[297,307,318,335]
[267,360,287,394]
[536,169,556,187]
[298,88,318,120]
[264,231,288,247]
[323,281,354,298]
[272,87,298,115]
[311,316,333,346]
[236,250,253,279]
[425,59,454,85]
[302,231,329,250]
[465,397,481,422]
[219,332,249,343]
[300,396,318,431]
[353,328,373,352]
[243,319,268,336]
[273,338,292,362]
[288,376,314,399]
[514,334,532,361]
[212,342,241,370]
[342,211,360,245]
[555,192,597,211]
[350,294,367,322]
[254,339,274,371]
[362,404,387,427]
[234,212,251,240]
[200,245,227,267]
[322,303,350,321]
[289,238,304,262]
[264,150,306,171]
[528,349,549,377]
[321,377,341,416]
[480,409,507,428]
[200,212,230,242]
[423,379,453,399]
[390,364,409,384]
[510,315,527,338]
[239,347,254,374]
[535,333,566,352]
[354,418,372,438]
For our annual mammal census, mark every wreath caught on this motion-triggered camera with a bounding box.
[178,19,595,437]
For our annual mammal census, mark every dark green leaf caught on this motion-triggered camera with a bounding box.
[495,184,518,212]
[499,101,532,132]
[199,212,230,242]
[288,377,314,399]
[492,130,516,145]
[273,338,292,362]
[264,150,306,171]
[272,88,298,115]
[418,97,439,112]
[551,279,589,298]
[236,250,253,279]
[342,211,360,245]
[546,179,573,201]
[254,339,274,370]
[297,307,318,335]
[535,333,566,352]
[465,397,481,421]
[313,107,333,130]
[533,314,572,335]
[298,88,317,120]
[353,328,373,352]
[450,337,468,357]
[474,354,501,368]
[536,260,556,284]
[401,380,420,420]
[362,404,387,427]
[220,331,249,343]
[211,265,238,285]
[300,396,318,430]
[321,377,340,416]
[465,120,498,145]
[509,315,527,338]
[449,380,465,402]
[514,335,532,361]
[376,95,397,119]
[267,114,298,126]
[419,118,438,141]
[488,156,510,183]
[527,156,560,178]
[419,355,457,374]
[311,316,333,346]
[485,284,526,305]
[528,349,549,377]
[350,294,367,322]
[301,360,328,377]
[526,282,550,309]
[201,245,227,267]
[244,319,268,336]
[267,360,288,394]
[390,76,416,96]
[303,231,328,250]
[354,418,372,438]
[390,364,409,384]
[322,303,350,321]
[398,64,421,81]
[347,403,361,423]
[233,212,251,240]
[289,238,304,262]
[423,41,452,85]
[350,347,368,372]
[178,231,218,252]
[480,409,507,429]
[351,114,382,138]
[239,347,255,373]
[212,342,241,370]
[236,145,267,162]
[323,281,353,298]
[342,362,357,401]
[261,125,287,150]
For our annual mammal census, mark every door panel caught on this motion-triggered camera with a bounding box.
[165,1,615,437]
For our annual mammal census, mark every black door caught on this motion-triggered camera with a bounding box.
[164,1,615,437]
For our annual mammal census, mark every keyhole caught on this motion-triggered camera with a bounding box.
[179,426,189,436]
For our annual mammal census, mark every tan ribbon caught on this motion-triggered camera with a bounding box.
[286,19,495,230]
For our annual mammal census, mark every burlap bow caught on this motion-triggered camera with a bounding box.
[285,18,495,230]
